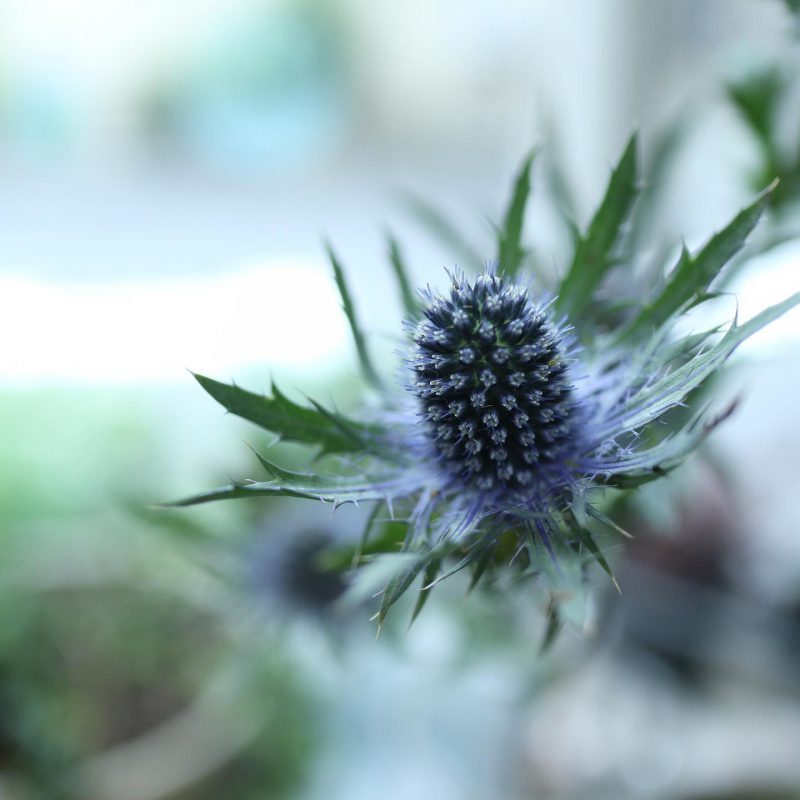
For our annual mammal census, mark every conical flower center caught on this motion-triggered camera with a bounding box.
[411,273,575,491]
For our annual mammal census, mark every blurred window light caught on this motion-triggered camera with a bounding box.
[0,262,348,385]
[729,239,800,351]
[0,0,350,170]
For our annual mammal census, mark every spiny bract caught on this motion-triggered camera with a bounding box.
[411,273,575,492]
[173,133,800,630]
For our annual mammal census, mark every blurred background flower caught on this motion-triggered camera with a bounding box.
[1,1,800,798]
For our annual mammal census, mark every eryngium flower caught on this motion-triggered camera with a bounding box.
[411,273,576,492]
[173,134,800,627]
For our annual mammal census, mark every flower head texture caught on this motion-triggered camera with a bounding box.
[173,134,800,630]
[411,272,576,493]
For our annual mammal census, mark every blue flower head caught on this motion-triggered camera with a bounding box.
[173,135,800,631]
[411,272,577,494]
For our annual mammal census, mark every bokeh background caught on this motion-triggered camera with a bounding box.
[1,1,800,798]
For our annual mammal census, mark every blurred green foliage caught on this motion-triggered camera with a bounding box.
[0,389,320,798]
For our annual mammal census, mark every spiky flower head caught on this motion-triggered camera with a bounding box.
[174,134,800,632]
[411,272,575,493]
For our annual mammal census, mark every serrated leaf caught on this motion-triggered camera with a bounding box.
[620,184,775,341]
[601,401,738,481]
[386,234,421,319]
[556,133,639,317]
[497,150,536,277]
[600,290,800,440]
[193,373,374,455]
[253,451,407,504]
[304,396,395,460]
[326,242,384,390]
[376,510,483,618]
[166,455,401,508]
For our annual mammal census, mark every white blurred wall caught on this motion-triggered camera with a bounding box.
[0,0,795,384]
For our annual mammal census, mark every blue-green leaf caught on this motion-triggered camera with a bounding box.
[377,551,429,629]
[253,451,400,503]
[660,326,724,364]
[467,544,496,593]
[497,150,536,277]
[604,401,737,481]
[602,290,800,439]
[568,516,620,592]
[727,68,784,143]
[326,241,384,390]
[304,396,394,460]
[337,553,420,611]
[386,233,421,319]
[556,133,639,317]
[586,505,634,539]
[620,183,775,341]
[193,373,375,455]
[167,455,400,508]
[375,506,484,625]
[408,558,441,628]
